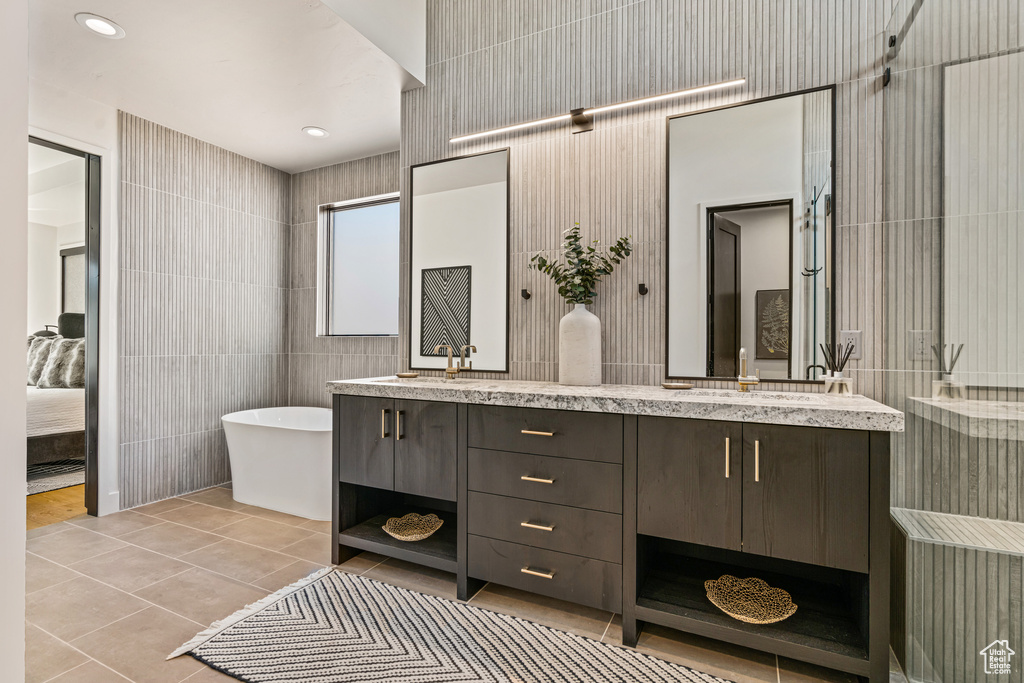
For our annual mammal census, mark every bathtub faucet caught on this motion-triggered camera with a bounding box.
[434,345,460,380]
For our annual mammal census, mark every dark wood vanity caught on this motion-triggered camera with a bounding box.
[330,379,901,682]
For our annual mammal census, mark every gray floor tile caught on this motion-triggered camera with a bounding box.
[26,576,149,642]
[72,606,206,683]
[25,552,79,594]
[120,522,221,558]
[67,510,166,538]
[27,526,127,566]
[251,560,327,591]
[134,567,266,627]
[70,545,193,593]
[25,623,89,683]
[179,539,295,583]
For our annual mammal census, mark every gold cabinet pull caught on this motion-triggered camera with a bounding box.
[755,439,760,482]
[521,429,555,437]
[380,409,390,438]
[725,437,730,478]
[521,475,555,484]
[520,521,555,532]
[521,566,555,579]
[396,410,404,440]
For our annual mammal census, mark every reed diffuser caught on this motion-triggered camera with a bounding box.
[931,343,965,400]
[820,341,856,395]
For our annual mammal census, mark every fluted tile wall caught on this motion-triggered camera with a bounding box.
[403,0,893,396]
[287,153,401,408]
[118,113,291,508]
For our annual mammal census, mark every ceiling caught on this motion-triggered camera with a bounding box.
[28,143,85,229]
[29,0,409,173]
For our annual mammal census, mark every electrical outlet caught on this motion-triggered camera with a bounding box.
[840,330,863,360]
[908,330,933,361]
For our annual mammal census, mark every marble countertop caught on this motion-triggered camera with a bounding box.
[907,397,1024,440]
[327,377,904,432]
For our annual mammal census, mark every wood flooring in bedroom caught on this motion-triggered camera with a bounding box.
[27,484,87,530]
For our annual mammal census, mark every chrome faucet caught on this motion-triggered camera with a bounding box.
[434,345,459,380]
[737,347,760,392]
[458,345,477,372]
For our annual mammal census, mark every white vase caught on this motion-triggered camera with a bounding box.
[558,304,602,386]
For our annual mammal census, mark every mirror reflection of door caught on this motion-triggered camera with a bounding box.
[709,215,740,377]
[706,203,793,380]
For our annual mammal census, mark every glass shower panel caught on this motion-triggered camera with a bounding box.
[884,2,1024,682]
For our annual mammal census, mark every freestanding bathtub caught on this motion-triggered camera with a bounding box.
[221,407,332,521]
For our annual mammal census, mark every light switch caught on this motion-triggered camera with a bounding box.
[840,330,862,360]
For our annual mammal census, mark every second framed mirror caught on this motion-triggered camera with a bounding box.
[666,87,836,382]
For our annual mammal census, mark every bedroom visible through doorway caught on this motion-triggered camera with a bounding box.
[26,137,100,526]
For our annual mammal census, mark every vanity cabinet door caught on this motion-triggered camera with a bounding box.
[637,417,743,551]
[394,399,457,501]
[336,395,395,490]
[742,424,869,572]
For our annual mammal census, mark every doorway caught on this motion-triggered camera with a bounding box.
[706,200,794,380]
[26,136,100,524]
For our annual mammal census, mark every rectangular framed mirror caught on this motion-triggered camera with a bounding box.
[666,87,836,382]
[410,149,510,372]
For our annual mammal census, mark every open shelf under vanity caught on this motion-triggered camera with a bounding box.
[337,507,457,573]
[334,480,458,574]
[634,538,871,677]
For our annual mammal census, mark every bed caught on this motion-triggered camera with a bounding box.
[27,387,85,465]
[27,313,86,466]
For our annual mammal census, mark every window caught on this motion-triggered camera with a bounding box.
[317,193,400,336]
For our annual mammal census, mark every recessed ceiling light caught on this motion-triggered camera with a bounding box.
[302,126,330,138]
[75,13,126,39]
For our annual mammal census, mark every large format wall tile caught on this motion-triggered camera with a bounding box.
[286,153,401,406]
[119,113,291,508]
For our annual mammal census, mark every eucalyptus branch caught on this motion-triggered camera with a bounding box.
[529,223,632,305]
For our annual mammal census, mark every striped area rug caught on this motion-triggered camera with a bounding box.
[170,568,731,683]
[27,459,85,495]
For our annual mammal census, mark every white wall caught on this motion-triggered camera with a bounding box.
[27,222,60,334]
[667,95,804,377]
[718,206,791,379]
[1,0,28,676]
[29,77,121,515]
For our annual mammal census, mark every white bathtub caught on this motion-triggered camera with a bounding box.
[222,407,332,521]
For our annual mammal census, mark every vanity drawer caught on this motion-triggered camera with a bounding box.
[468,535,622,613]
[467,492,622,563]
[468,449,622,513]
[468,405,623,463]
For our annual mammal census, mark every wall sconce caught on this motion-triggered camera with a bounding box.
[521,289,532,300]
[638,283,649,296]
[450,78,745,143]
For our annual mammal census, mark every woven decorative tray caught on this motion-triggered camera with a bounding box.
[704,575,798,624]
[382,513,444,542]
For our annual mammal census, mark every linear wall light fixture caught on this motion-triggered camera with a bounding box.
[450,78,745,143]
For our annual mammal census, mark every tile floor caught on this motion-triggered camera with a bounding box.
[26,485,894,682]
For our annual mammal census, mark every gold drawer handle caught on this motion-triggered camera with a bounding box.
[380,409,390,439]
[521,475,555,484]
[520,521,555,532]
[396,410,404,441]
[521,429,555,437]
[521,566,555,579]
